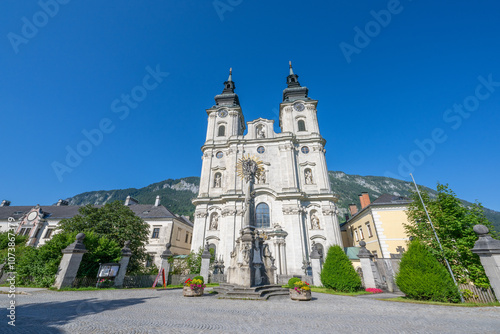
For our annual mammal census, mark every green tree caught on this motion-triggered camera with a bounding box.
[58,201,150,273]
[16,232,121,287]
[320,245,362,292]
[396,239,461,303]
[405,183,497,288]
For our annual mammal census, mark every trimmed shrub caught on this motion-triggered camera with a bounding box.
[320,245,362,292]
[395,240,461,303]
[288,277,301,288]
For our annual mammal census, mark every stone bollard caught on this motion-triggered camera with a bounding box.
[471,224,500,301]
[200,242,211,284]
[310,242,323,287]
[160,243,173,285]
[53,233,88,289]
[357,241,377,289]
[114,241,132,288]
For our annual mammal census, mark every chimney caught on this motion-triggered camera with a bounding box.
[359,192,371,209]
[154,195,161,207]
[349,204,358,216]
[56,199,69,206]
[124,196,139,206]
[1,200,11,207]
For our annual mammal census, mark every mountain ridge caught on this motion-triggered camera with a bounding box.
[65,172,500,232]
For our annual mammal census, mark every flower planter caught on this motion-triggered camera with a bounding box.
[183,286,204,297]
[289,288,312,301]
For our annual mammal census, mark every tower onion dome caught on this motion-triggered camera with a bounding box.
[283,61,310,102]
[215,68,240,106]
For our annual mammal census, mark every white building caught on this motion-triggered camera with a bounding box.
[191,64,343,276]
[0,197,193,269]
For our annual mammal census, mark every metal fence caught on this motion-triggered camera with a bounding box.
[459,284,497,304]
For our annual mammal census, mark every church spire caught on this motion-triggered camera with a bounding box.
[215,67,240,106]
[283,61,309,102]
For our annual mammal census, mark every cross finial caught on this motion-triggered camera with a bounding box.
[289,61,294,75]
[228,67,233,81]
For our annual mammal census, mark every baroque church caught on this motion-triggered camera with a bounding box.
[191,63,343,276]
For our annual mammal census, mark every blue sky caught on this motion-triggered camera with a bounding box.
[1,0,499,211]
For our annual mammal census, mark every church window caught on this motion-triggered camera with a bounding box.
[257,146,265,154]
[301,146,309,154]
[218,125,225,136]
[298,120,306,132]
[216,151,223,159]
[316,243,324,259]
[255,203,270,228]
[185,232,189,243]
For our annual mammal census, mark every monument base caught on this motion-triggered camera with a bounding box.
[214,283,289,300]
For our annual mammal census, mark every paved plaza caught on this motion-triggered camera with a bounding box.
[1,288,499,333]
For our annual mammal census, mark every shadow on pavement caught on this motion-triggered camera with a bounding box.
[1,296,157,333]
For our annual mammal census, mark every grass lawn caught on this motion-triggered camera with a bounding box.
[310,287,372,296]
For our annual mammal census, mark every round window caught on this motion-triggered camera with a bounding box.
[301,146,310,154]
[216,151,223,159]
[257,146,265,154]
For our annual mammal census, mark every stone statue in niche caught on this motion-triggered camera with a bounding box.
[258,169,266,184]
[311,213,320,229]
[305,169,313,184]
[214,173,221,188]
[257,126,265,138]
[210,215,219,230]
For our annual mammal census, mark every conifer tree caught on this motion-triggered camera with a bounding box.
[396,239,461,303]
[320,245,362,292]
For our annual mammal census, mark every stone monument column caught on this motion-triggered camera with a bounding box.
[471,224,500,301]
[114,241,132,288]
[160,242,173,282]
[53,233,88,289]
[200,242,212,283]
[310,242,323,287]
[357,241,377,289]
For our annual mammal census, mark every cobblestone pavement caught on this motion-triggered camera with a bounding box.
[1,288,499,333]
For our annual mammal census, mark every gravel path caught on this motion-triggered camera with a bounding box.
[1,288,499,333]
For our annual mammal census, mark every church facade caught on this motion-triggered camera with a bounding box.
[191,64,343,276]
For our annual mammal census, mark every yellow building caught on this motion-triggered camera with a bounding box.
[341,192,411,259]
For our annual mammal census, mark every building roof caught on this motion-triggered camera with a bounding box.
[371,194,411,205]
[346,193,412,223]
[0,204,178,220]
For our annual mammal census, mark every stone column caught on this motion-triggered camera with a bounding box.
[310,242,323,287]
[471,224,500,301]
[114,241,132,288]
[357,241,377,289]
[200,242,211,284]
[53,233,88,289]
[160,243,173,285]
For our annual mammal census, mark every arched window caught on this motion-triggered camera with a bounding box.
[218,125,225,136]
[255,203,270,228]
[298,120,306,132]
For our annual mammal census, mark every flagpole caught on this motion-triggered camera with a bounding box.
[410,173,464,303]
